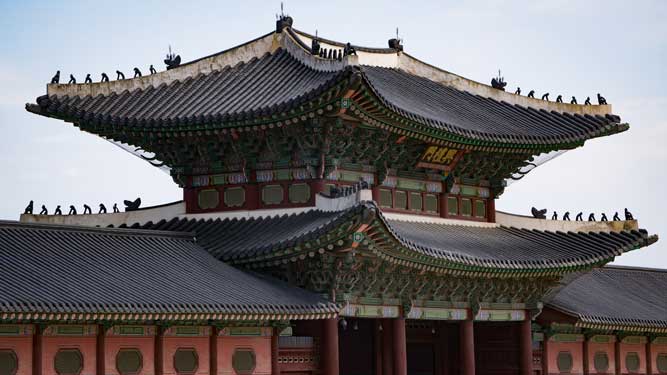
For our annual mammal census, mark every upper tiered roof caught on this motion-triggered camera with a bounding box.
[26,20,626,152]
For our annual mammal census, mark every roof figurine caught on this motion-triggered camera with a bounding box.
[514,87,521,95]
[311,30,321,56]
[39,205,47,215]
[84,73,92,83]
[571,96,577,104]
[556,94,563,103]
[50,70,60,84]
[275,2,293,32]
[116,70,125,80]
[164,45,181,70]
[563,211,571,221]
[598,93,608,105]
[101,72,109,82]
[531,207,547,219]
[54,205,62,215]
[124,197,141,211]
[527,90,535,98]
[541,92,549,101]
[625,208,634,220]
[23,200,33,214]
[133,67,142,78]
[83,204,92,214]
[585,96,592,105]
[68,74,76,84]
[491,70,507,91]
[99,203,107,214]
[149,64,157,74]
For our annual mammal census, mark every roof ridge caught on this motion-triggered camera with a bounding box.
[602,264,667,273]
[0,220,194,239]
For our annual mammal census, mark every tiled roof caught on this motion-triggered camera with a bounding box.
[547,266,667,332]
[27,49,345,128]
[361,66,623,144]
[26,43,625,147]
[0,220,338,321]
[121,202,655,274]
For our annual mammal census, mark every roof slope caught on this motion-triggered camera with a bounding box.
[0,220,338,321]
[26,27,626,149]
[361,66,622,144]
[547,266,667,332]
[28,49,343,128]
[120,202,655,275]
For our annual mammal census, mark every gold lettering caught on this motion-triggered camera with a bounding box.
[422,146,438,162]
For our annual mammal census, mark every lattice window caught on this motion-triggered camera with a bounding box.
[289,183,311,204]
[424,194,438,213]
[224,187,246,207]
[379,189,393,208]
[594,352,609,372]
[475,200,486,218]
[557,351,573,373]
[0,350,18,375]
[197,189,219,210]
[262,185,284,205]
[232,349,256,375]
[460,198,472,217]
[54,349,83,375]
[409,192,422,211]
[173,349,198,374]
[395,191,407,210]
[116,349,143,375]
[447,196,458,215]
[626,352,640,372]
[657,353,667,373]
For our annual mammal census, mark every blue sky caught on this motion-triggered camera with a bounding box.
[1,0,665,267]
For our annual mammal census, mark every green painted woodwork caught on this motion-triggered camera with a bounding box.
[654,337,667,344]
[461,198,472,216]
[224,187,246,207]
[116,349,143,375]
[447,197,458,215]
[475,200,486,218]
[261,185,284,205]
[175,326,200,336]
[594,352,609,372]
[397,179,426,191]
[228,327,263,336]
[657,354,667,373]
[174,349,198,374]
[379,189,392,208]
[460,186,478,196]
[590,335,614,343]
[625,352,640,372]
[0,350,17,375]
[288,183,310,204]
[424,194,438,213]
[54,349,83,375]
[198,189,219,210]
[56,325,84,335]
[116,326,145,336]
[557,352,573,372]
[0,326,19,336]
[232,349,256,374]
[395,191,407,209]
[409,192,422,211]
[551,334,584,343]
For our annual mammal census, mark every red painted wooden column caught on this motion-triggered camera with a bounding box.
[615,339,621,375]
[32,326,42,375]
[155,327,164,375]
[210,327,218,375]
[520,317,533,375]
[460,318,475,375]
[393,318,407,375]
[374,320,383,375]
[583,337,590,375]
[646,340,652,375]
[382,319,394,375]
[322,319,340,375]
[97,325,106,375]
[542,336,549,375]
[271,328,280,375]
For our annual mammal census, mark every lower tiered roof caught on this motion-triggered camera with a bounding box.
[0,220,338,322]
[547,266,667,333]
[117,201,656,276]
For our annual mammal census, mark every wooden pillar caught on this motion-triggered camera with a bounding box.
[155,327,164,375]
[210,328,218,375]
[97,325,106,375]
[392,318,407,375]
[520,318,532,375]
[583,337,590,375]
[374,320,383,375]
[322,319,339,375]
[615,339,621,375]
[460,319,475,375]
[646,339,652,375]
[542,336,549,375]
[32,325,42,375]
[271,328,280,375]
[382,319,394,375]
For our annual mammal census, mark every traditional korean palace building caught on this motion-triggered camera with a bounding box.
[2,14,665,375]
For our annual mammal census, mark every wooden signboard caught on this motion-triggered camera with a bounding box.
[416,145,463,171]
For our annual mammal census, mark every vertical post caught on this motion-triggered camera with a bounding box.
[382,319,394,375]
[322,319,339,375]
[583,337,590,375]
[646,339,652,375]
[542,337,549,375]
[460,319,475,375]
[97,325,106,375]
[272,328,280,375]
[32,325,42,375]
[210,328,218,375]
[392,318,407,375]
[374,320,383,375]
[615,339,621,375]
[520,317,533,375]
[155,327,164,375]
